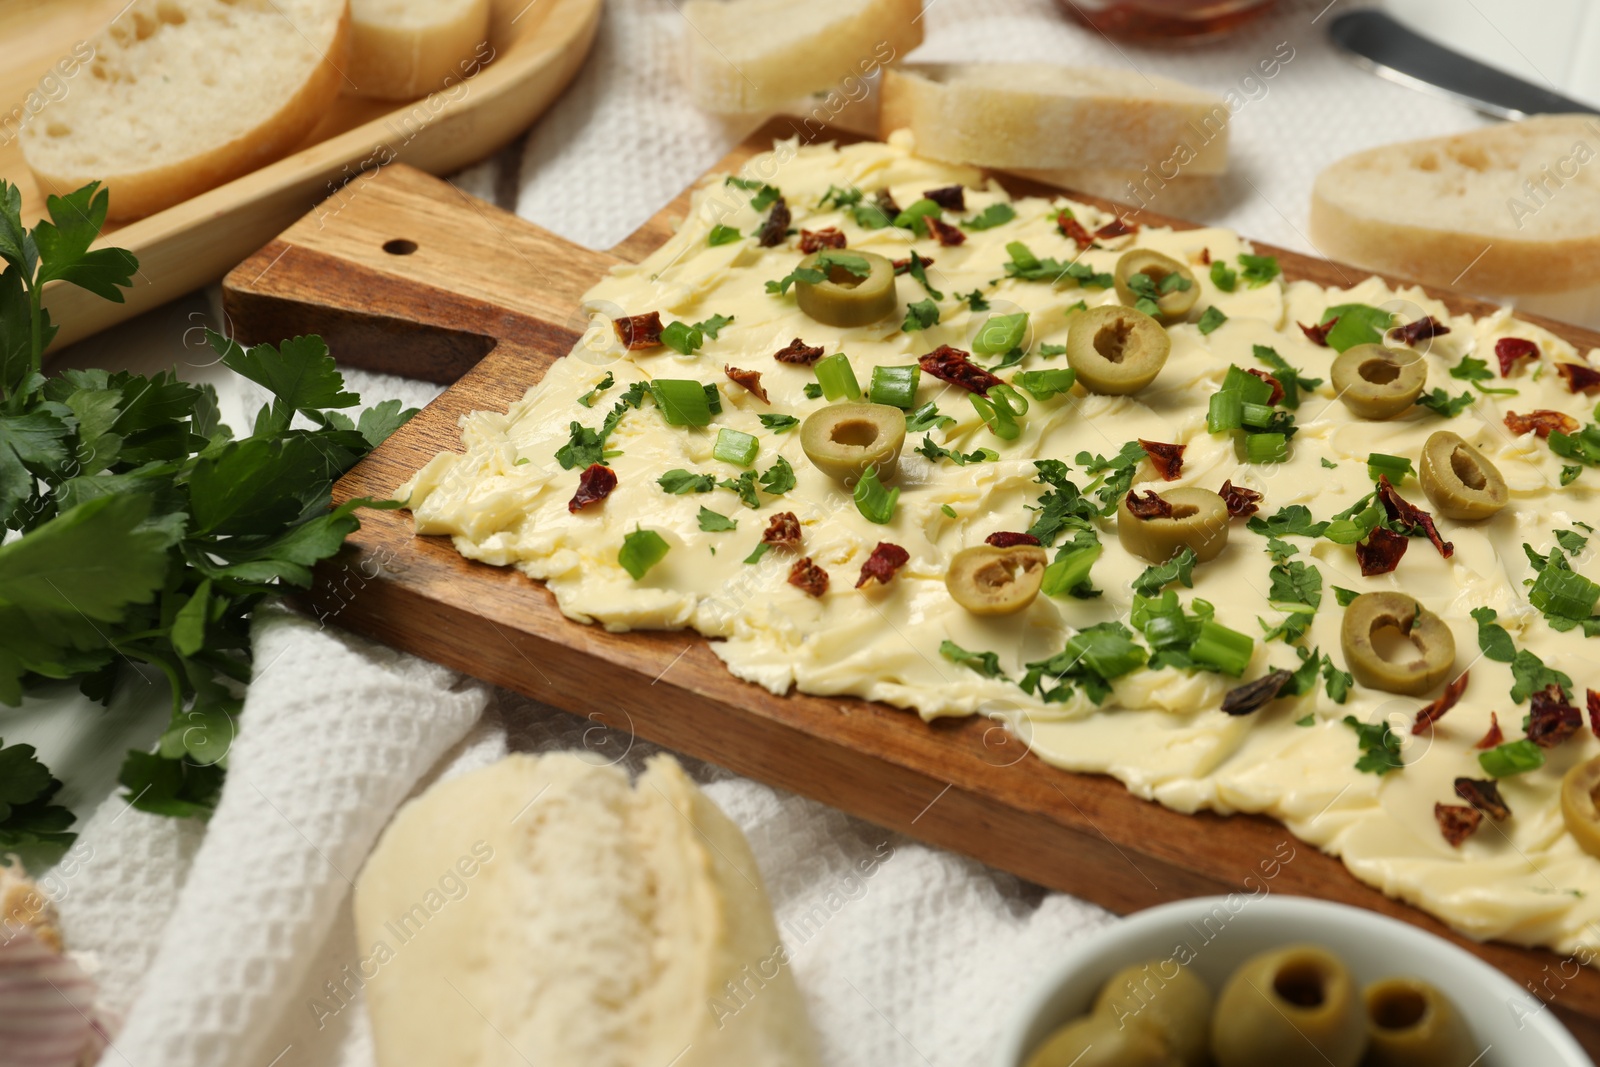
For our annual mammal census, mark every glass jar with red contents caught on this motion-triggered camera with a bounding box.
[1059,0,1278,42]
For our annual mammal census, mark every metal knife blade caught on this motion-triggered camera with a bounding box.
[1327,9,1595,120]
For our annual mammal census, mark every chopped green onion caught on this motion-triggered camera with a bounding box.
[972,312,1029,356]
[713,427,759,467]
[1530,566,1600,620]
[1041,543,1103,597]
[1241,402,1276,429]
[1013,368,1076,401]
[853,466,899,524]
[651,379,713,426]
[1207,391,1243,433]
[893,197,942,235]
[970,384,1027,440]
[1188,620,1254,677]
[1366,453,1414,483]
[940,503,958,518]
[1219,365,1274,405]
[1245,433,1288,464]
[814,352,860,401]
[618,527,669,579]
[869,365,921,409]
[1478,739,1545,778]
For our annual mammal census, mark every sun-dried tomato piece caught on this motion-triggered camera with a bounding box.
[1356,527,1409,575]
[798,227,847,253]
[1057,211,1094,248]
[774,337,825,365]
[1377,475,1453,558]
[1557,362,1600,394]
[724,365,769,404]
[876,190,903,219]
[1222,670,1292,715]
[1505,409,1579,438]
[1474,711,1504,750]
[788,556,829,597]
[892,254,935,275]
[1528,684,1582,748]
[922,184,965,211]
[757,198,791,247]
[1391,316,1451,345]
[1413,671,1469,734]
[918,345,1002,396]
[1591,690,1600,738]
[925,217,967,247]
[567,464,616,513]
[1454,777,1511,820]
[856,541,911,588]
[1200,248,1212,265]
[1435,803,1482,847]
[614,311,663,350]
[1125,490,1173,519]
[1246,368,1285,406]
[1095,217,1138,239]
[1218,480,1263,519]
[985,531,1041,548]
[1298,319,1336,347]
[1496,336,1539,376]
[762,511,802,547]
[1138,439,1185,480]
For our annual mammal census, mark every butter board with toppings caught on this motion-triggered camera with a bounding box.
[224,119,1600,1052]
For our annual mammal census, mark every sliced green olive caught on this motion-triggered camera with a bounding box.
[946,544,1047,616]
[1330,344,1427,419]
[799,402,905,487]
[1339,592,1455,696]
[1561,756,1600,859]
[1024,1013,1177,1067]
[1067,304,1171,395]
[1094,961,1212,1067]
[794,250,897,327]
[1362,977,1475,1067]
[1114,249,1199,325]
[1211,945,1365,1067]
[1419,431,1508,520]
[1116,487,1229,564]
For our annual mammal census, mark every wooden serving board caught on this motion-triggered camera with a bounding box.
[1,0,600,351]
[223,118,1600,1053]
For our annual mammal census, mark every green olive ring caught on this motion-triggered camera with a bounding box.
[946,544,1047,616]
[1114,248,1199,324]
[1330,344,1427,420]
[1561,756,1600,859]
[1362,977,1476,1067]
[793,250,897,328]
[799,402,906,487]
[1116,487,1230,564]
[1094,960,1213,1066]
[1066,304,1172,395]
[1023,1013,1174,1067]
[1211,945,1366,1067]
[1419,431,1508,520]
[1339,592,1456,696]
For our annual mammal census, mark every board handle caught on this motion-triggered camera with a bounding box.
[222,164,622,383]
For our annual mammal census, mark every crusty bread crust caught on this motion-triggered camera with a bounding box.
[22,3,351,221]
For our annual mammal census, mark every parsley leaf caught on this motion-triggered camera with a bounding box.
[1003,241,1113,288]
[941,639,1006,678]
[1132,547,1197,598]
[697,507,737,532]
[1209,260,1237,291]
[1197,306,1227,335]
[708,225,742,246]
[1320,303,1393,351]
[759,456,796,495]
[1247,505,1329,539]
[1416,388,1475,418]
[906,402,955,433]
[758,413,799,433]
[1344,715,1404,775]
[962,203,1016,230]
[962,289,991,312]
[1076,441,1145,515]
[818,185,863,210]
[1448,356,1515,394]
[1238,253,1280,288]
[904,251,942,300]
[903,298,940,332]
[917,435,996,467]
[725,175,780,210]
[658,469,716,494]
[1021,623,1147,704]
[1470,606,1516,662]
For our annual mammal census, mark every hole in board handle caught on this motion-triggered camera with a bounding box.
[383,239,418,255]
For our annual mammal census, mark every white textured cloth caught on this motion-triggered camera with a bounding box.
[46,2,1514,1065]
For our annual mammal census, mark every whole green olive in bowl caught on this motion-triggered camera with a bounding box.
[1067,304,1171,395]
[1331,344,1427,420]
[1339,592,1455,697]
[1094,961,1212,1066]
[1021,1014,1176,1067]
[1114,249,1198,325]
[1211,944,1365,1067]
[1363,977,1476,1067]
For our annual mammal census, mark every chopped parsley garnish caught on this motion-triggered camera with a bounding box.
[1124,269,1192,317]
[577,371,615,408]
[904,251,942,300]
[1038,343,1067,358]
[660,314,734,355]
[940,639,1005,678]
[1209,260,1237,291]
[1480,739,1545,778]
[902,299,940,332]
[618,527,670,579]
[803,383,824,399]
[758,413,799,433]
[1524,536,1600,634]
[1318,303,1393,351]
[1020,623,1147,704]
[817,184,863,210]
[1026,461,1104,599]
[906,402,955,433]
[1549,422,1600,472]
[962,289,991,311]
[697,507,738,532]
[1471,606,1572,703]
[657,469,716,494]
[718,471,760,508]
[1469,606,1516,663]
[1261,559,1322,644]
[743,542,771,565]
[916,436,996,466]
[893,198,943,237]
[1450,355,1518,395]
[1252,344,1321,409]
[1332,586,1359,607]
[1197,306,1227,335]
[708,225,742,246]
[1003,241,1112,288]
[1238,253,1281,288]
[962,203,1017,230]
[1416,388,1475,418]
[1247,505,1329,539]
[759,456,796,495]
[1076,441,1145,515]
[1131,547,1196,598]
[765,251,867,295]
[725,175,781,210]
[1344,715,1404,775]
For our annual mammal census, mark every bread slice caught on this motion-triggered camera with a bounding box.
[347,0,490,101]
[20,0,350,221]
[880,63,1230,175]
[1311,116,1600,296]
[683,0,924,115]
[354,752,821,1067]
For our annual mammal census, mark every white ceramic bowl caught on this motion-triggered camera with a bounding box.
[997,895,1593,1067]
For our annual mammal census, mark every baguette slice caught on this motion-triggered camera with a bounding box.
[348,0,490,101]
[880,62,1229,175]
[683,0,924,114]
[355,753,821,1067]
[1311,115,1600,296]
[21,0,350,221]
